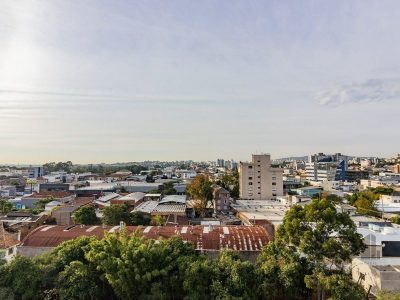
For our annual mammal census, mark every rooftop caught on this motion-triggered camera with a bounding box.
[0,222,19,249]
[20,225,270,251]
[134,201,159,214]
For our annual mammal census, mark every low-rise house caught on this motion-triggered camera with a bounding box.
[294,186,323,197]
[0,212,47,240]
[213,186,230,214]
[20,192,75,209]
[335,203,357,216]
[352,257,400,296]
[51,197,93,225]
[0,222,20,262]
[110,192,146,207]
[353,225,400,296]
[39,183,70,193]
[94,192,120,207]
[45,201,62,212]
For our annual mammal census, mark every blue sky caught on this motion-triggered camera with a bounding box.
[0,1,399,163]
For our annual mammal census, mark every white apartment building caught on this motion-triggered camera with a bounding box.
[239,154,283,200]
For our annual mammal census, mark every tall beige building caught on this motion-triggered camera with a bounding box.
[239,154,283,200]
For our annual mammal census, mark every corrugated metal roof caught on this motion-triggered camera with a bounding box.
[20,225,270,251]
[152,204,186,214]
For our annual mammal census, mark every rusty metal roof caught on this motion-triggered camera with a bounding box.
[0,222,20,249]
[20,225,270,251]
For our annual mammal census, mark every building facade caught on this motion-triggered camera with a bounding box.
[239,154,283,200]
[305,153,348,182]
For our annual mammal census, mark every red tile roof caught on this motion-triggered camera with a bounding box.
[20,225,270,251]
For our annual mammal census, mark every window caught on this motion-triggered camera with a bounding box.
[249,182,253,185]
[248,177,253,180]
[272,193,277,197]
[272,182,276,185]
[272,177,276,180]
[248,166,253,169]
[258,192,261,194]
[8,248,13,255]
[257,165,260,167]
[258,176,260,178]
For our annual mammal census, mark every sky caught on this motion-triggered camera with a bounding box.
[0,0,399,164]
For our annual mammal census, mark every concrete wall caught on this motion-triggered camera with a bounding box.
[17,246,54,257]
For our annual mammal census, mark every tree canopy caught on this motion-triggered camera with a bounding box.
[73,206,99,225]
[102,204,150,226]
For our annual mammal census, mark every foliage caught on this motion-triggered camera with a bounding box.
[34,196,56,212]
[215,170,239,199]
[210,251,259,299]
[187,174,213,217]
[101,204,132,225]
[43,161,73,174]
[57,261,106,300]
[373,186,394,195]
[86,232,196,299]
[102,204,149,226]
[277,198,366,270]
[131,211,151,226]
[305,272,364,300]
[377,290,400,300]
[257,241,311,299]
[73,205,100,225]
[151,214,166,225]
[0,256,42,300]
[391,215,400,225]
[162,181,177,195]
[0,199,13,214]
[347,190,380,217]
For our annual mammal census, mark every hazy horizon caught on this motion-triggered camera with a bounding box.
[1,1,400,163]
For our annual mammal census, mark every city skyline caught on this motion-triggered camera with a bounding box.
[1,1,400,163]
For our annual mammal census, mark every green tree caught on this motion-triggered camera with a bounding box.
[131,211,150,226]
[257,241,311,299]
[73,206,99,225]
[57,261,106,300]
[183,256,216,300]
[377,290,400,300]
[216,170,239,199]
[187,175,213,217]
[34,196,55,212]
[0,256,43,300]
[278,199,366,270]
[101,204,133,226]
[211,251,259,300]
[0,199,13,214]
[277,198,366,299]
[162,181,177,195]
[38,236,114,299]
[304,272,365,300]
[86,232,196,299]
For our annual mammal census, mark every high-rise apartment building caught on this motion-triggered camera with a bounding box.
[305,153,348,182]
[239,154,283,200]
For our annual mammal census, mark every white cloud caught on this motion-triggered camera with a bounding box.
[317,78,400,106]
